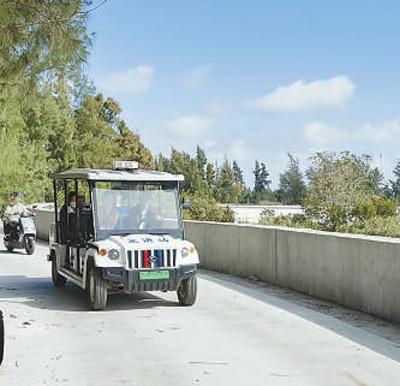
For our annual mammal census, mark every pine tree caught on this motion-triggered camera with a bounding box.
[277,154,306,204]
[117,121,153,168]
[206,162,216,194]
[0,0,91,95]
[232,160,244,186]
[215,159,242,203]
[388,160,400,199]
[254,160,271,192]
[196,146,207,180]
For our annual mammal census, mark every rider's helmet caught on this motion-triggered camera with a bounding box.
[9,192,23,204]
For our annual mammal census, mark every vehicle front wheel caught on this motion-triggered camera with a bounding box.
[0,310,4,365]
[25,237,35,255]
[177,275,197,306]
[87,265,107,311]
[51,257,66,287]
[5,243,13,253]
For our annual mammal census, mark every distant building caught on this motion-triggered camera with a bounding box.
[219,204,303,224]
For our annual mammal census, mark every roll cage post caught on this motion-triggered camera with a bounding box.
[53,179,59,244]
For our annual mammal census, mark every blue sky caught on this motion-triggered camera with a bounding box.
[87,0,400,186]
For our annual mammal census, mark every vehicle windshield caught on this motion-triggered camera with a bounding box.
[92,182,181,240]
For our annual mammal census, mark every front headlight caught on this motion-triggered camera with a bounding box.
[181,247,189,258]
[108,249,120,260]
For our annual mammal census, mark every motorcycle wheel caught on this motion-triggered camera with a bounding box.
[5,243,13,253]
[25,238,36,255]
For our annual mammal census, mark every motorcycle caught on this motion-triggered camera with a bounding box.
[4,215,37,255]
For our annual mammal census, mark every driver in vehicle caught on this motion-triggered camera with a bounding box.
[3,192,30,236]
[137,194,162,229]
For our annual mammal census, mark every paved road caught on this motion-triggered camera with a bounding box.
[1,239,400,385]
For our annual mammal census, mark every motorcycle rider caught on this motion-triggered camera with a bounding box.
[3,192,30,236]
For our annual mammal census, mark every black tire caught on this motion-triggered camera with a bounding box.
[25,238,36,255]
[87,265,107,311]
[5,244,13,253]
[177,275,197,306]
[51,256,66,287]
[0,310,4,366]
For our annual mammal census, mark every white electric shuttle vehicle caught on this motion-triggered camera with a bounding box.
[48,162,199,310]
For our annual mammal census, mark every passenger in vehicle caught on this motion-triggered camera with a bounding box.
[97,191,121,230]
[59,191,77,243]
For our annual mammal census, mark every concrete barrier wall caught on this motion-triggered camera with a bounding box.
[185,221,400,324]
[33,205,54,241]
[184,222,277,284]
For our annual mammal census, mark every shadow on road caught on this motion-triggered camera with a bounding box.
[0,275,178,312]
[200,270,400,364]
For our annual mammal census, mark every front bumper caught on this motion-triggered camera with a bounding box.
[102,265,197,293]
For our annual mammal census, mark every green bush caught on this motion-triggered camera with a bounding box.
[259,202,400,239]
[304,151,382,230]
[352,196,396,221]
[259,212,318,230]
[184,192,235,223]
[339,216,400,238]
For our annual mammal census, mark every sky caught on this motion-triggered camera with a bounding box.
[86,0,400,187]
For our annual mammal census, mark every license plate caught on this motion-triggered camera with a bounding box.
[139,271,170,280]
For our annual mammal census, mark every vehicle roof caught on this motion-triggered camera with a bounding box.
[52,168,184,182]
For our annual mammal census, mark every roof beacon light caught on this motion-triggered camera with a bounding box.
[113,160,139,170]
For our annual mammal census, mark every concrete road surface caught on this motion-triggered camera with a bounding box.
[1,239,400,386]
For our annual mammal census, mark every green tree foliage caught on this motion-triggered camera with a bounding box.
[389,160,400,199]
[205,162,216,195]
[158,149,245,203]
[250,160,274,204]
[166,149,203,193]
[0,0,90,87]
[232,160,244,185]
[184,191,235,223]
[276,153,306,205]
[351,196,396,222]
[196,145,207,180]
[304,151,391,231]
[117,121,153,169]
[214,159,242,203]
[253,160,270,192]
[0,2,154,210]
[46,80,78,171]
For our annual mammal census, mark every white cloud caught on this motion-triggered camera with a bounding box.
[354,119,400,142]
[183,64,214,88]
[166,115,213,139]
[303,121,348,146]
[206,138,252,166]
[249,75,355,112]
[228,138,252,162]
[205,97,232,115]
[96,65,154,94]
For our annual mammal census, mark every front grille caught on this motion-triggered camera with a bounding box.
[127,249,177,269]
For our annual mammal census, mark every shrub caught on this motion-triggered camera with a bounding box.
[259,212,317,230]
[184,192,235,223]
[352,196,396,221]
[339,216,400,238]
[305,151,380,230]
